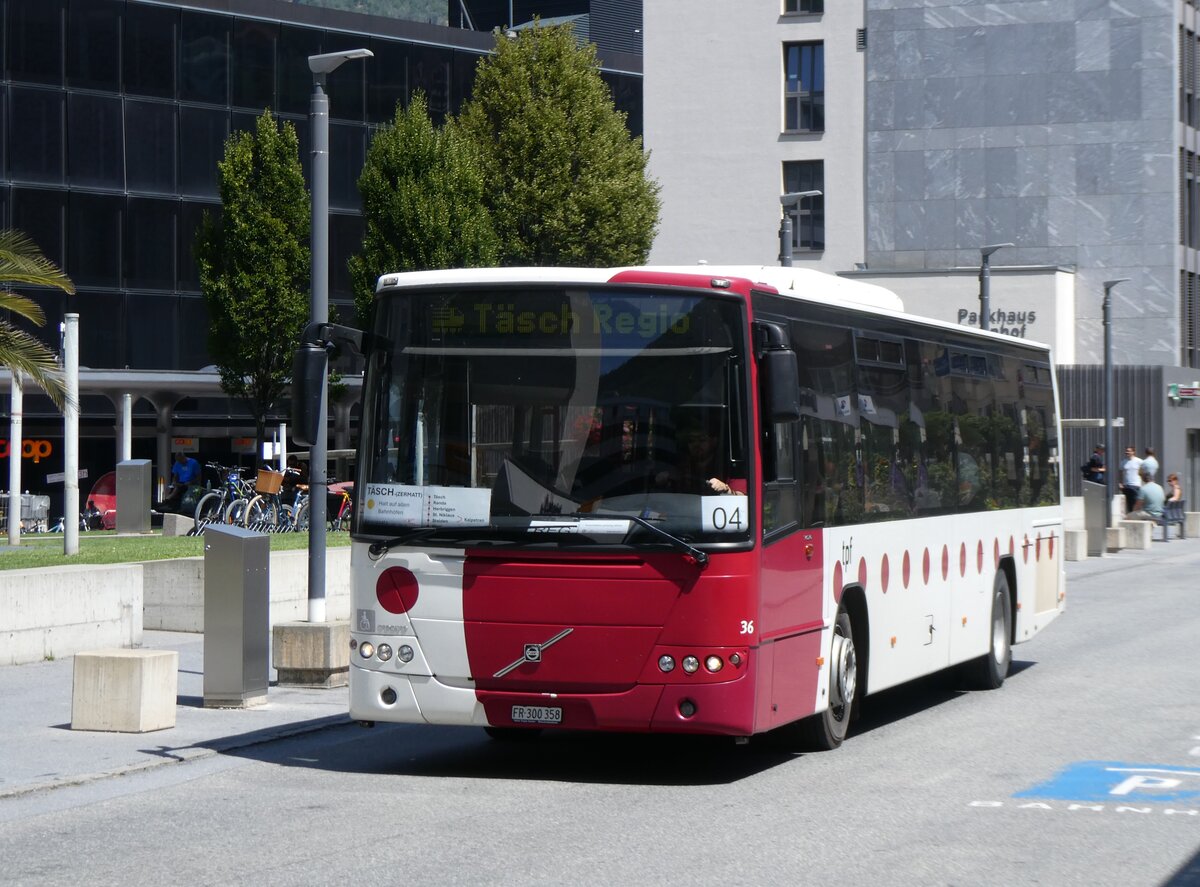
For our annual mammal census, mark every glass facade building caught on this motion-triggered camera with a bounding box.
[0,0,641,507]
[4,0,643,374]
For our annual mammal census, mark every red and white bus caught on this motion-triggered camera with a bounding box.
[298,265,1064,749]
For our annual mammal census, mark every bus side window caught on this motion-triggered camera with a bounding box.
[762,419,798,536]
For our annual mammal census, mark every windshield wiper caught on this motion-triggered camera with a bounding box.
[569,513,709,567]
[367,526,444,559]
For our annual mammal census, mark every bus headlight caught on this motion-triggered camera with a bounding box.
[359,642,375,659]
[658,655,676,673]
[704,655,723,673]
[398,645,414,663]
[377,644,393,662]
[682,656,699,674]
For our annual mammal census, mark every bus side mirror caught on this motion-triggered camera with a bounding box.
[291,342,328,448]
[755,321,802,423]
[761,348,802,423]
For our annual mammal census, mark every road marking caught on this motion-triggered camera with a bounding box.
[1014,761,1200,805]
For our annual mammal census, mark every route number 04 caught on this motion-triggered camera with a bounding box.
[701,497,744,533]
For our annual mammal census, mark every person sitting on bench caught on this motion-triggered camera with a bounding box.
[1126,468,1165,522]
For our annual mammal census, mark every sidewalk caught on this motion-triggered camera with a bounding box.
[0,630,350,800]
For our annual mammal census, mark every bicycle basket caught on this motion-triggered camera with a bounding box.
[256,469,284,495]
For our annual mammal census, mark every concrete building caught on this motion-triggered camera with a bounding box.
[644,0,1200,498]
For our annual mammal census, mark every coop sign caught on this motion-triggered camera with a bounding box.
[0,438,53,463]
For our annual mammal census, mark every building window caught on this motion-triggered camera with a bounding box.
[783,160,824,251]
[784,42,824,133]
[784,0,823,12]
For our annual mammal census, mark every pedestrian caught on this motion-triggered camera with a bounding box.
[1141,447,1159,480]
[1166,472,1184,503]
[1126,468,1165,522]
[1120,446,1142,512]
[1082,443,1106,484]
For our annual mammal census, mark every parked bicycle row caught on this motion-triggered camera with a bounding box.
[161,461,353,533]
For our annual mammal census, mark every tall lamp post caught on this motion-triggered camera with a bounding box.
[779,190,822,267]
[307,48,371,623]
[978,242,1013,331]
[1102,278,1130,527]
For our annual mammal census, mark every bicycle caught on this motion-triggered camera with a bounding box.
[236,467,306,531]
[328,483,353,532]
[193,465,254,525]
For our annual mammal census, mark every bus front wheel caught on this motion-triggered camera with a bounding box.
[799,609,858,751]
[963,571,1012,690]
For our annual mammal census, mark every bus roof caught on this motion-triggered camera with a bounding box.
[376,265,904,313]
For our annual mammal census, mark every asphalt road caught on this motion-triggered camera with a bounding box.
[3,542,1199,886]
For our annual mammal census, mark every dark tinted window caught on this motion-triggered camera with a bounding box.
[180,11,229,105]
[178,296,210,369]
[127,293,176,369]
[179,200,217,292]
[232,18,277,110]
[410,45,452,122]
[67,0,120,91]
[67,93,123,189]
[277,25,322,115]
[8,87,64,184]
[12,187,65,267]
[179,106,227,197]
[77,291,125,367]
[124,3,176,98]
[324,35,368,122]
[68,192,121,287]
[126,100,177,194]
[8,0,63,86]
[330,122,364,210]
[330,212,364,299]
[126,197,177,290]
[367,39,408,122]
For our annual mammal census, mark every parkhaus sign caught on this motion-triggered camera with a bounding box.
[956,307,1039,338]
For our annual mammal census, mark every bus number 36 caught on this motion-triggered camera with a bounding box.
[740,620,754,635]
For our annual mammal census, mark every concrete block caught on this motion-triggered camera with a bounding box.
[1063,529,1088,561]
[1106,525,1127,552]
[1062,496,1084,532]
[1119,520,1152,550]
[71,649,178,733]
[161,513,195,537]
[273,621,350,688]
[1187,512,1199,538]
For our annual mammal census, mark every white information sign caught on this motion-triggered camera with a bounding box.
[362,483,490,527]
[701,496,746,533]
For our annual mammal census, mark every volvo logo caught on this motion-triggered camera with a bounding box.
[494,628,573,678]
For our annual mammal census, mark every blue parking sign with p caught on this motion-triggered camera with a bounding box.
[1016,762,1200,804]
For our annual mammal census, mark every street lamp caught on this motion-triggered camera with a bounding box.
[1102,278,1130,527]
[306,48,372,624]
[779,190,822,267]
[978,243,1013,331]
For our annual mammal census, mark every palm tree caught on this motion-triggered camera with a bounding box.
[0,230,75,409]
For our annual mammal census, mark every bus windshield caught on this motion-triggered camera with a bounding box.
[357,285,752,546]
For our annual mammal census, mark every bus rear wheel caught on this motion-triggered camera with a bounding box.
[799,609,858,751]
[963,571,1012,690]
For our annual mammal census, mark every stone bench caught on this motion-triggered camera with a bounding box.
[1119,519,1153,550]
[71,649,178,733]
[1106,525,1127,553]
[161,512,196,537]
